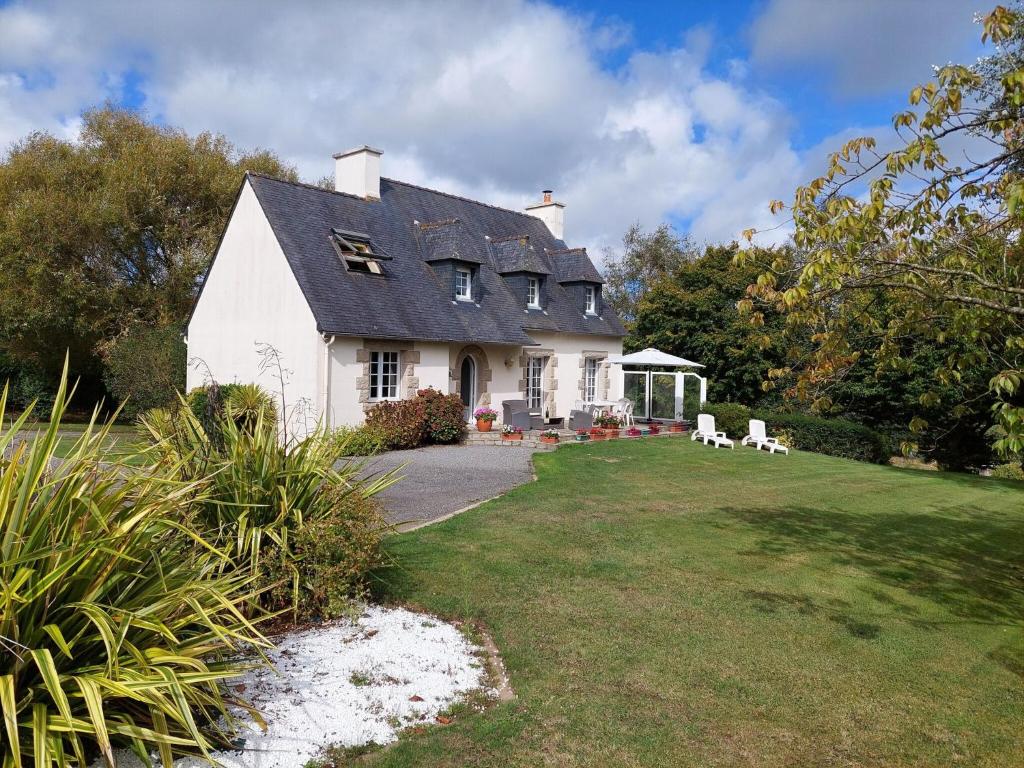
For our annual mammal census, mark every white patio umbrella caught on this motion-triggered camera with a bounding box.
[607,347,704,368]
[606,348,706,422]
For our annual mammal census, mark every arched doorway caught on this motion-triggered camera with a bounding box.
[460,355,477,421]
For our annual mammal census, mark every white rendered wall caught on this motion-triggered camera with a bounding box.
[528,332,624,419]
[186,181,322,433]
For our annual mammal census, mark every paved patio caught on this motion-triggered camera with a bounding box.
[357,444,540,529]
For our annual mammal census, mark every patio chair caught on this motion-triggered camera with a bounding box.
[691,413,734,449]
[569,409,593,430]
[741,419,788,454]
[502,400,533,431]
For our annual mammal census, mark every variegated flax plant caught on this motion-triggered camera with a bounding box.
[0,366,268,767]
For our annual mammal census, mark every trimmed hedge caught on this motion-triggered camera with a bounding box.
[702,402,892,464]
[760,412,892,464]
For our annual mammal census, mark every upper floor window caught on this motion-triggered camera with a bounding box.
[369,351,399,400]
[585,285,597,314]
[455,267,472,301]
[527,277,541,308]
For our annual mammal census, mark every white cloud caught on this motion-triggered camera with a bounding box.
[749,0,987,97]
[0,0,812,252]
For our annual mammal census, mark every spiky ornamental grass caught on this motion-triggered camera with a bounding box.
[139,396,397,621]
[0,371,268,768]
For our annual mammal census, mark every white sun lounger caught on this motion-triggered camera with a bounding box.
[741,419,789,454]
[691,413,734,449]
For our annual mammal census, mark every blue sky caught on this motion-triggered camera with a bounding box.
[0,0,990,252]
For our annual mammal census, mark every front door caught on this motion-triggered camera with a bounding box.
[460,356,476,421]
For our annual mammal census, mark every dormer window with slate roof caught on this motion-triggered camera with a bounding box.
[527,277,541,309]
[332,228,390,275]
[455,266,472,301]
[585,285,597,314]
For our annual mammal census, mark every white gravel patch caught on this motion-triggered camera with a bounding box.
[104,605,489,768]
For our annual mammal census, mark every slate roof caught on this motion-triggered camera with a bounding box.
[547,247,605,284]
[242,173,625,344]
[490,235,552,275]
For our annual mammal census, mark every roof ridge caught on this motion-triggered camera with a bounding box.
[382,177,540,220]
[245,171,369,202]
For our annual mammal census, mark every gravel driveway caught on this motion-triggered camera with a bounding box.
[357,445,538,529]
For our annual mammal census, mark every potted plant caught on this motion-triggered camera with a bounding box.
[626,426,642,438]
[540,428,560,445]
[596,412,621,438]
[648,424,661,435]
[574,428,590,442]
[668,421,686,433]
[474,407,497,432]
[589,426,606,441]
[501,424,523,441]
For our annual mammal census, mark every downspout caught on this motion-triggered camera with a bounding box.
[321,334,336,429]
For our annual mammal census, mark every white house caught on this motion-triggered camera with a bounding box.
[186,146,626,429]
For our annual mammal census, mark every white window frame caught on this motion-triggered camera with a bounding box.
[526,356,545,410]
[455,268,472,301]
[584,357,599,402]
[369,351,400,401]
[585,285,597,314]
[527,277,541,309]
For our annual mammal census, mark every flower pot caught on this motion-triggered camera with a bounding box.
[502,433,523,441]
[574,433,590,442]
[540,436,560,445]
[603,428,620,439]
[476,419,493,432]
[589,429,606,441]
[668,424,685,433]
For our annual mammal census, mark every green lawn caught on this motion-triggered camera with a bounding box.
[368,437,1024,767]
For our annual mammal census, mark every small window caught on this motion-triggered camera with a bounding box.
[332,228,389,275]
[369,351,399,401]
[585,285,597,314]
[527,277,541,309]
[584,357,599,402]
[455,268,472,301]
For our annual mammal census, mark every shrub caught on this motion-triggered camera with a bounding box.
[759,411,892,464]
[417,387,467,443]
[365,397,428,449]
[990,462,1024,480]
[1,371,265,766]
[184,382,276,447]
[329,424,388,457]
[703,402,752,438]
[262,491,388,619]
[140,399,397,620]
[100,324,186,419]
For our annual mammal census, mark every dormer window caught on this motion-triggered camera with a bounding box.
[455,267,472,301]
[585,285,597,314]
[527,277,541,309]
[332,228,390,274]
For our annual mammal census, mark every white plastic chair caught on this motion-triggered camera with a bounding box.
[741,419,788,454]
[691,413,734,449]
[618,399,635,427]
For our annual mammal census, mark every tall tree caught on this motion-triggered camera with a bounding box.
[0,106,296,397]
[602,223,698,325]
[738,5,1024,458]
[630,244,791,405]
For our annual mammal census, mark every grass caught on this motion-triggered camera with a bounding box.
[363,437,1024,767]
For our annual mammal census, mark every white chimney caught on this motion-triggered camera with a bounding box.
[333,145,382,199]
[525,189,565,240]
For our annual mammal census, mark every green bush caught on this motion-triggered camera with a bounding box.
[990,462,1024,480]
[365,397,428,450]
[760,411,892,464]
[417,387,467,443]
[329,424,388,457]
[1,370,264,766]
[101,324,186,419]
[262,490,388,619]
[703,402,752,437]
[141,397,397,620]
[184,382,276,447]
